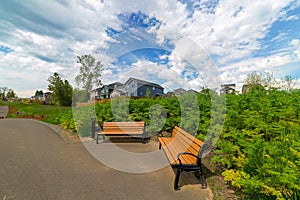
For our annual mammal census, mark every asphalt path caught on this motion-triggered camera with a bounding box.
[0,119,212,200]
[0,106,8,118]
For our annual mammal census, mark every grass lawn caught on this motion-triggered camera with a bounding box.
[1,101,75,130]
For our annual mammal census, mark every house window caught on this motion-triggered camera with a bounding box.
[153,87,155,90]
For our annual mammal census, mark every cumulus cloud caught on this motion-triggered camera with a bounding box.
[1,0,300,97]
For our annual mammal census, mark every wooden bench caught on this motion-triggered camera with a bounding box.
[158,126,207,190]
[95,121,146,144]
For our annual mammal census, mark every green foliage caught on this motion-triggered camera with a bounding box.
[48,72,73,106]
[72,104,95,137]
[0,87,17,100]
[93,93,213,136]
[72,88,90,103]
[5,102,75,131]
[6,87,300,199]
[34,90,43,97]
[6,89,17,98]
[214,89,300,199]
[244,71,276,88]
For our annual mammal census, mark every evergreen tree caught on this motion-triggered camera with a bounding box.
[48,72,73,106]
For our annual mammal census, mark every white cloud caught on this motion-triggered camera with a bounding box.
[1,0,300,96]
[289,39,300,59]
[104,59,205,92]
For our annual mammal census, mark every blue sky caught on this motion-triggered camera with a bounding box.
[1,0,300,97]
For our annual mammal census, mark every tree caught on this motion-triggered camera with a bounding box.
[75,54,103,96]
[281,75,295,92]
[48,72,73,106]
[34,90,43,97]
[244,71,276,89]
[72,88,90,103]
[0,87,17,100]
[0,87,8,100]
[6,89,17,98]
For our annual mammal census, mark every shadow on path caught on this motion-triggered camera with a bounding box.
[0,119,213,200]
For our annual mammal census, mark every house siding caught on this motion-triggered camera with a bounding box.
[137,84,163,97]
[126,80,138,96]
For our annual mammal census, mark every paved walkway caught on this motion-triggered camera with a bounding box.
[0,119,213,200]
[0,106,8,118]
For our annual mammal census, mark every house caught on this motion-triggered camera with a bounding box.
[110,85,126,98]
[220,84,236,94]
[31,95,43,101]
[90,88,100,100]
[166,91,175,97]
[187,89,199,94]
[173,88,186,96]
[242,84,264,94]
[91,82,124,99]
[42,92,51,103]
[124,77,164,97]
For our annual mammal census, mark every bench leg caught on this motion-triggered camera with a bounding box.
[199,167,207,189]
[96,134,99,144]
[174,168,182,190]
[159,143,162,149]
[96,134,106,144]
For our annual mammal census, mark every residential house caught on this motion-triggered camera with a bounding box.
[187,89,199,94]
[220,84,236,94]
[124,77,164,97]
[90,88,100,100]
[173,88,186,96]
[92,82,124,99]
[110,84,126,98]
[42,92,51,103]
[242,84,264,94]
[31,94,43,101]
[166,91,175,97]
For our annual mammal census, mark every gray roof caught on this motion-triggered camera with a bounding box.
[221,84,236,87]
[106,82,124,89]
[125,77,163,89]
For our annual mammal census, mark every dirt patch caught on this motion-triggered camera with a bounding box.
[41,122,81,144]
[202,152,242,200]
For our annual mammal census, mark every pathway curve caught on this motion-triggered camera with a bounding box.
[0,106,8,118]
[0,119,213,200]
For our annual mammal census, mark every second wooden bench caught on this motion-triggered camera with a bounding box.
[96,121,146,144]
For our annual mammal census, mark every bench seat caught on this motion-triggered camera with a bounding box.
[158,126,207,190]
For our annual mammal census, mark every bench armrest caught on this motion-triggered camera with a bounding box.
[177,152,199,166]
[158,132,164,137]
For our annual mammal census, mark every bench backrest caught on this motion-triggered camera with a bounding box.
[172,126,203,158]
[102,122,145,134]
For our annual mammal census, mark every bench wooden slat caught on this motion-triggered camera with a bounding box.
[174,126,203,146]
[103,122,145,126]
[159,135,198,165]
[96,121,146,143]
[168,141,197,165]
[159,138,180,165]
[173,131,201,156]
[161,139,191,165]
[166,139,197,164]
[169,139,199,162]
[159,126,202,164]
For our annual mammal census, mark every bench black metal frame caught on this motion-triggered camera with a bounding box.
[158,126,207,190]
